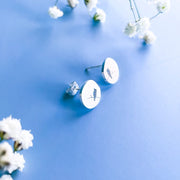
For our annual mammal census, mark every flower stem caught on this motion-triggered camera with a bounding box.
[150,12,161,20]
[132,0,141,20]
[129,0,137,22]
[55,0,59,6]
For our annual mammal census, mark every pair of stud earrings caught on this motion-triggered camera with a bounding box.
[66,57,120,109]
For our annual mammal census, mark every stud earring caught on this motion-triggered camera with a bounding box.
[85,57,120,84]
[66,80,101,109]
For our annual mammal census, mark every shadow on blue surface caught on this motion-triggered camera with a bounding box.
[8,1,49,23]
[61,5,75,20]
[11,171,19,179]
[0,170,19,179]
[138,41,151,53]
[91,19,101,28]
[35,80,63,106]
[84,69,113,91]
[62,92,92,117]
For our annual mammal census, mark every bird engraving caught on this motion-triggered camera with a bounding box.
[88,88,98,101]
[107,68,112,79]
[93,88,97,101]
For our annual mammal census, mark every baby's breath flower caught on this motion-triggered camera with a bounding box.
[142,30,157,44]
[124,22,137,38]
[93,8,106,23]
[136,17,151,35]
[0,175,13,180]
[4,152,25,173]
[14,130,34,151]
[156,0,170,13]
[84,0,98,11]
[68,0,79,8]
[0,116,22,140]
[48,6,63,19]
[0,142,13,168]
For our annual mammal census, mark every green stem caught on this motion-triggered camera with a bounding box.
[132,0,141,20]
[129,0,137,22]
[150,12,161,20]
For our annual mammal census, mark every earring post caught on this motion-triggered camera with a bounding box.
[85,65,102,72]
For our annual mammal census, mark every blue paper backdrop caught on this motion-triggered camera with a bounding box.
[0,0,180,179]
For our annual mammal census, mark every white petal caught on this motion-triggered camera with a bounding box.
[68,0,79,8]
[5,152,25,173]
[136,17,151,36]
[0,116,22,139]
[14,130,34,150]
[124,22,137,38]
[0,142,13,167]
[142,31,157,44]
[84,0,98,11]
[156,0,170,13]
[0,175,13,180]
[93,8,106,23]
[48,6,64,19]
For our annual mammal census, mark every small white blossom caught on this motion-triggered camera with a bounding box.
[0,142,13,168]
[136,17,151,35]
[0,175,13,180]
[124,23,137,38]
[142,30,157,44]
[66,81,79,96]
[68,0,79,8]
[5,152,25,173]
[0,116,22,140]
[14,130,34,151]
[156,0,170,13]
[84,0,98,11]
[48,6,64,19]
[93,8,106,23]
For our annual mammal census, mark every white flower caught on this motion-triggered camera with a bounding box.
[0,116,22,140]
[14,130,34,151]
[136,17,151,35]
[142,30,157,44]
[0,142,13,168]
[68,0,79,8]
[5,152,25,173]
[84,0,98,11]
[156,0,170,13]
[66,81,79,96]
[93,8,106,23]
[48,6,64,19]
[0,175,13,180]
[124,22,137,38]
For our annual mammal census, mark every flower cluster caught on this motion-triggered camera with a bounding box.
[84,0,106,23]
[48,0,106,23]
[124,0,170,44]
[0,116,33,180]
[48,0,79,19]
[48,6,64,19]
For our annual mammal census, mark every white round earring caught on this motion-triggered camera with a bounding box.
[66,80,101,109]
[85,57,120,84]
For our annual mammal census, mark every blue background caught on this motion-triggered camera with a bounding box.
[0,0,180,179]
